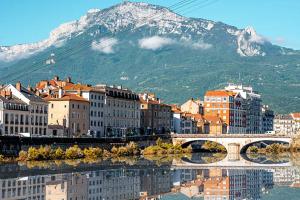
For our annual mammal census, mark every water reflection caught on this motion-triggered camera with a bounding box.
[0,154,300,200]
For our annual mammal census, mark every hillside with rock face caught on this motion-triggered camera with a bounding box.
[0,2,299,113]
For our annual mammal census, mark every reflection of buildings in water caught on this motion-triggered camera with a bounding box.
[3,166,299,200]
[0,175,51,200]
[202,169,274,200]
[273,168,300,187]
[172,169,209,198]
[87,169,140,200]
[46,173,88,200]
[139,168,172,199]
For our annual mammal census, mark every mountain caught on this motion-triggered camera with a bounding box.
[0,1,299,113]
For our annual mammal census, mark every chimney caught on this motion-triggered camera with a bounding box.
[58,88,64,98]
[77,88,82,96]
[54,76,59,81]
[27,85,32,92]
[66,77,71,83]
[16,81,21,91]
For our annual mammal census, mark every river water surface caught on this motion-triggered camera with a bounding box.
[0,153,300,200]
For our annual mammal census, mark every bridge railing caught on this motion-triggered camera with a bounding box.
[171,133,292,139]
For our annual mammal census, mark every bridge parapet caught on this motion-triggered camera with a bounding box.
[172,134,293,154]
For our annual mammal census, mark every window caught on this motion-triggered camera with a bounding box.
[51,104,54,108]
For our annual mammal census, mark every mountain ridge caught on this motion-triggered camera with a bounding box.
[0,1,299,113]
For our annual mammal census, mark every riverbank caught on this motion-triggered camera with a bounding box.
[0,139,192,162]
[248,141,300,154]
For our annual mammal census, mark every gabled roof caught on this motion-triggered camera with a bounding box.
[204,115,225,125]
[291,113,300,119]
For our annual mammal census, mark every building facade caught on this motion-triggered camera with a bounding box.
[63,84,106,138]
[204,90,246,134]
[46,90,90,137]
[225,84,262,134]
[0,82,48,136]
[274,114,297,136]
[172,111,198,134]
[180,98,204,115]
[101,85,141,137]
[140,93,172,135]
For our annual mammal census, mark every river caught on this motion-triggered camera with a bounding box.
[0,153,300,200]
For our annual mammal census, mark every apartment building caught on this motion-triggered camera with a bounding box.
[172,109,198,134]
[274,114,296,136]
[204,90,246,134]
[64,84,140,137]
[45,89,89,137]
[225,84,262,133]
[0,82,48,136]
[63,84,106,138]
[100,85,141,137]
[0,91,30,136]
[140,93,172,135]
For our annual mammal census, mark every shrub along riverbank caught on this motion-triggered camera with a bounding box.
[248,141,300,154]
[0,139,192,162]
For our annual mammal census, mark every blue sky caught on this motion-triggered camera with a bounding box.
[1,0,299,49]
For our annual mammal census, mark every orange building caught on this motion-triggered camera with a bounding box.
[204,90,246,134]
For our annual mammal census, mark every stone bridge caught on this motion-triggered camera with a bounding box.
[172,134,293,154]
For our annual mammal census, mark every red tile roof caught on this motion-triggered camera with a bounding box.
[44,93,88,102]
[63,84,92,91]
[291,113,300,119]
[205,90,236,97]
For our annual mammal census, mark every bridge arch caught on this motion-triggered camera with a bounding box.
[240,139,290,154]
[176,139,227,153]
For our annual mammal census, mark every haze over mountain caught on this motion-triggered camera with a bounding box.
[0,1,299,113]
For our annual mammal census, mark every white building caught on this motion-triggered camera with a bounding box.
[0,82,48,136]
[99,85,140,137]
[274,113,300,136]
[64,84,140,138]
[172,110,198,134]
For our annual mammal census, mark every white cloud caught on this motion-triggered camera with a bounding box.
[249,34,267,44]
[138,36,175,50]
[180,38,212,50]
[190,41,212,50]
[91,37,118,54]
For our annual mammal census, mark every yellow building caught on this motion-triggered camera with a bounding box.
[45,90,89,137]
